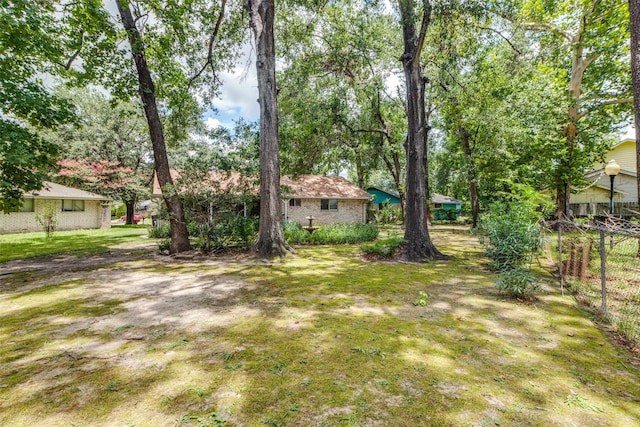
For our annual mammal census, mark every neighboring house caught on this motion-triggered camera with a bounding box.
[152,170,371,225]
[570,138,638,216]
[367,187,402,210]
[282,175,371,225]
[431,194,463,211]
[0,182,111,234]
[366,187,462,217]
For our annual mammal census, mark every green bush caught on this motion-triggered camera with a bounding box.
[478,202,542,271]
[361,237,406,258]
[151,216,258,253]
[496,267,539,298]
[192,216,258,253]
[433,208,459,221]
[158,239,172,252]
[284,221,379,245]
[477,201,543,299]
[35,206,58,238]
[374,204,400,225]
[149,223,171,238]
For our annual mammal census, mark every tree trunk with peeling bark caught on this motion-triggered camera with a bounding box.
[116,0,190,253]
[398,0,445,261]
[245,0,291,258]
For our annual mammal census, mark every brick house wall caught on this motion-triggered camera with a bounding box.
[283,198,367,225]
[0,199,110,234]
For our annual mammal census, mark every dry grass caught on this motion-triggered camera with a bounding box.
[1,225,639,426]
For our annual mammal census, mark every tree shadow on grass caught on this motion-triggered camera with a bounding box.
[1,230,640,426]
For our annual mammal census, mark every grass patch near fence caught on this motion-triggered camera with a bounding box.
[0,225,149,263]
[1,226,639,425]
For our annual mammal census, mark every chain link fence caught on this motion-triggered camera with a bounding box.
[545,218,640,346]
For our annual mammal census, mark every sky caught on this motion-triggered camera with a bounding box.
[204,50,260,131]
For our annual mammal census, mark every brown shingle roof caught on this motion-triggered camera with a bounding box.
[282,175,371,200]
[24,182,109,201]
[153,171,370,200]
[152,170,258,197]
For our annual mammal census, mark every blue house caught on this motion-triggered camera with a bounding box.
[366,187,462,219]
[367,187,401,210]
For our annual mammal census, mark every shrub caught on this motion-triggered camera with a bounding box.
[433,208,459,221]
[477,202,542,271]
[158,239,172,252]
[283,221,309,244]
[149,223,171,238]
[361,237,406,258]
[374,204,400,225]
[192,216,258,253]
[496,267,539,298]
[284,222,379,245]
[477,201,543,299]
[35,206,57,238]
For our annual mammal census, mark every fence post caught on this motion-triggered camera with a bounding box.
[572,244,580,277]
[599,229,607,315]
[558,226,564,294]
[579,242,590,281]
[567,241,574,276]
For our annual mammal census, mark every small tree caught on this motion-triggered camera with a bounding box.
[477,185,550,298]
[57,159,148,224]
[35,206,57,238]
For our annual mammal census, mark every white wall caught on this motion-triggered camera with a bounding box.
[0,199,110,234]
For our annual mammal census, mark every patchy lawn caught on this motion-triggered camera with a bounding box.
[0,225,151,263]
[1,226,639,426]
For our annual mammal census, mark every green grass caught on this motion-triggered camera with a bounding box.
[0,225,150,262]
[1,226,639,426]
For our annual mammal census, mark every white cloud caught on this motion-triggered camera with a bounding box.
[205,117,222,129]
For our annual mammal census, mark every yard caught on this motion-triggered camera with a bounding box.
[1,226,639,426]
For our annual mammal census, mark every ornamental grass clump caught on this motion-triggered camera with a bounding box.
[478,201,543,298]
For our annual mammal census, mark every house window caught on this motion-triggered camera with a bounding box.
[18,199,35,212]
[62,199,85,212]
[289,199,301,207]
[434,203,442,209]
[321,199,338,211]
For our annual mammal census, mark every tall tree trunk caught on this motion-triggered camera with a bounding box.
[125,200,135,225]
[630,0,640,256]
[459,127,479,228]
[116,0,190,253]
[246,0,291,258]
[398,0,444,261]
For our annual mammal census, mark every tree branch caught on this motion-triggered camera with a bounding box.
[61,30,85,70]
[475,25,521,54]
[189,0,227,88]
[577,97,633,119]
[520,22,573,42]
[415,0,432,58]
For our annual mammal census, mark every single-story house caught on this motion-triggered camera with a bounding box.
[152,171,371,225]
[570,138,638,216]
[0,181,111,234]
[366,187,462,216]
[367,186,401,210]
[282,175,371,225]
[431,194,462,210]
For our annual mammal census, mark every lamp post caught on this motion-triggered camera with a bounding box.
[604,159,620,216]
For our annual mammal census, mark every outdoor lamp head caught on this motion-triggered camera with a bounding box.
[604,160,620,176]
